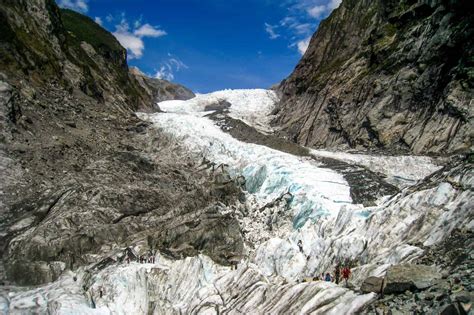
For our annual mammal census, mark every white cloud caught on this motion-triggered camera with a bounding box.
[168,58,188,71]
[264,23,280,40]
[111,17,167,59]
[292,23,313,35]
[155,66,174,81]
[134,24,167,38]
[134,18,143,29]
[328,0,342,10]
[307,0,341,18]
[154,55,188,81]
[113,31,145,59]
[278,0,342,54]
[58,0,88,12]
[297,37,311,55]
[94,17,103,26]
[307,5,326,18]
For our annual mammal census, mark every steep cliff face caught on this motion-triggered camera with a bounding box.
[0,0,153,110]
[274,0,473,155]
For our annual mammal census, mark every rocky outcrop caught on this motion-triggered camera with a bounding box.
[274,0,473,155]
[384,264,441,293]
[130,67,195,107]
[367,229,473,314]
[361,276,385,294]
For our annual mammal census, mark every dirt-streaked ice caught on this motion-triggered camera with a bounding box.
[311,149,442,188]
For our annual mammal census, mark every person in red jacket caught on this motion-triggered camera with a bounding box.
[342,266,351,287]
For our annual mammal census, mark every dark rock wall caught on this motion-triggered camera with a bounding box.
[274,0,473,155]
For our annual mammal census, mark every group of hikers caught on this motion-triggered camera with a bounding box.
[298,240,352,286]
[306,264,351,286]
[326,264,351,285]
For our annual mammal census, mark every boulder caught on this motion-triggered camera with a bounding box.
[440,303,468,315]
[361,276,386,293]
[384,264,441,294]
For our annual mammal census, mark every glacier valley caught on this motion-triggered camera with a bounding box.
[1,89,472,314]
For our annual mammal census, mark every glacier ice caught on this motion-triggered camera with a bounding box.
[139,89,470,281]
[1,255,378,314]
[157,89,278,133]
[3,89,471,314]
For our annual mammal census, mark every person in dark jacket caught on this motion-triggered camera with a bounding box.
[324,273,332,282]
[297,240,304,253]
[334,264,341,284]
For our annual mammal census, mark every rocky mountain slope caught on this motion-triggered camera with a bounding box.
[0,0,227,287]
[130,67,195,106]
[274,0,473,155]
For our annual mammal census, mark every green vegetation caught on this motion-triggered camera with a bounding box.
[371,22,398,52]
[60,9,123,55]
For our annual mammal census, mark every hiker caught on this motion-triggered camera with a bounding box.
[379,278,385,299]
[342,266,351,287]
[334,264,341,284]
[227,253,240,270]
[297,240,304,253]
[324,273,332,282]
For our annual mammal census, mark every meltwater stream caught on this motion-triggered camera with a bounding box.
[4,89,469,315]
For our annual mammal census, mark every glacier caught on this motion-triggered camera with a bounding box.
[2,89,471,314]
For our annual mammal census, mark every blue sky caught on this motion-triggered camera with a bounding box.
[58,0,341,92]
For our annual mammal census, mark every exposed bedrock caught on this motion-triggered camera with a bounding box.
[275,0,473,155]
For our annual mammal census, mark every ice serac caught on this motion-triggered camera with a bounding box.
[274,0,473,154]
[1,254,377,314]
